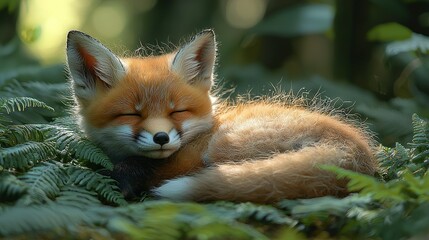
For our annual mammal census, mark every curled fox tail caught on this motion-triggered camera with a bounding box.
[153,144,375,203]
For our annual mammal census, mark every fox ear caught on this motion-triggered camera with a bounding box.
[171,29,216,90]
[66,30,125,101]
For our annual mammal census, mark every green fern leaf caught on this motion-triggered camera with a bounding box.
[378,143,411,180]
[44,123,113,170]
[0,141,57,170]
[55,185,102,208]
[278,194,372,218]
[1,125,46,147]
[321,165,406,202]
[0,203,118,237]
[0,172,27,202]
[401,171,429,202]
[66,167,126,206]
[74,139,113,170]
[210,201,297,225]
[410,114,429,146]
[19,162,66,204]
[113,201,270,240]
[409,114,429,167]
[0,97,54,114]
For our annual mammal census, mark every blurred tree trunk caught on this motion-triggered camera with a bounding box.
[333,0,372,87]
[0,7,19,44]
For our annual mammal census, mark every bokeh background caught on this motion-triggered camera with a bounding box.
[1,0,429,146]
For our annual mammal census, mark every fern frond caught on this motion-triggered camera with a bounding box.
[0,141,57,170]
[210,201,297,225]
[0,97,54,114]
[0,127,8,145]
[0,172,28,202]
[74,139,113,170]
[55,186,102,208]
[66,167,126,206]
[1,125,46,147]
[43,123,113,170]
[410,114,429,146]
[0,203,117,237]
[113,201,270,240]
[409,114,429,166]
[279,194,373,218]
[378,143,411,179]
[321,165,406,202]
[401,171,429,202]
[18,162,66,204]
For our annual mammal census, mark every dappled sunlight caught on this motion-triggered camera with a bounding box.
[225,0,267,29]
[91,2,128,38]
[18,0,94,64]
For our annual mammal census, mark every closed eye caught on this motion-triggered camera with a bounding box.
[170,109,191,120]
[118,113,141,117]
[171,110,187,114]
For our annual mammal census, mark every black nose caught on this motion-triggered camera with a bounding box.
[153,132,169,146]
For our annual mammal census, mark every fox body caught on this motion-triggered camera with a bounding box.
[66,30,377,203]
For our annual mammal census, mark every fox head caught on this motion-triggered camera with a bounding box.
[66,30,216,161]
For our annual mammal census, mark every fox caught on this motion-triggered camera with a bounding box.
[66,29,378,203]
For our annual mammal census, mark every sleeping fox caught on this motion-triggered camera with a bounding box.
[66,29,377,203]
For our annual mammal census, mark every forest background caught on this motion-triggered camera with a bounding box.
[1,0,429,239]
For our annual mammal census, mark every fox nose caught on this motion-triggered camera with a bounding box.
[153,132,169,146]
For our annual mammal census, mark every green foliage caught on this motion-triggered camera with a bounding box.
[0,141,57,170]
[113,201,271,240]
[0,95,128,237]
[43,117,113,170]
[0,97,54,114]
[67,167,126,205]
[0,0,20,12]
[378,114,429,179]
[0,172,27,202]
[367,22,412,42]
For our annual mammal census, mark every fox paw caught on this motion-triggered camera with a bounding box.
[152,176,195,201]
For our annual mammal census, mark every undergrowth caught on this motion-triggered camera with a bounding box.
[1,76,429,239]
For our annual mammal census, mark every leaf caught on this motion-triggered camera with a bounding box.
[74,139,113,170]
[210,201,297,226]
[113,201,270,240]
[55,186,102,208]
[250,3,333,37]
[44,119,113,170]
[0,203,118,237]
[0,97,54,114]
[378,143,411,179]
[0,141,57,170]
[0,172,28,202]
[321,165,406,202]
[1,124,47,146]
[367,22,412,42]
[19,162,66,204]
[409,114,429,149]
[278,194,373,218]
[67,167,126,206]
